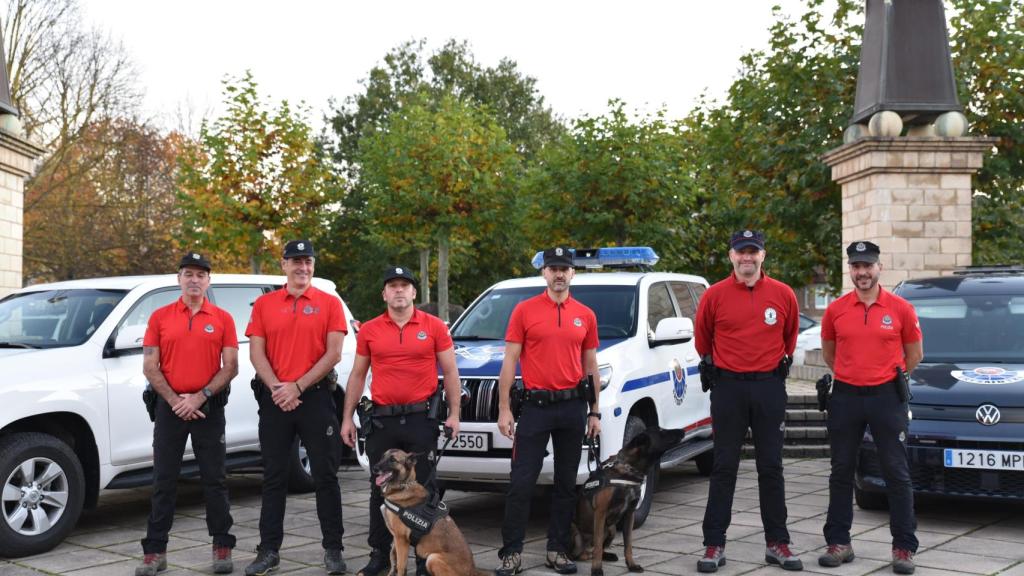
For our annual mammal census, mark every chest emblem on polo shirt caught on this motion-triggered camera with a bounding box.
[573,317,583,328]
[303,305,319,315]
[417,330,427,340]
[764,307,778,326]
[204,324,215,334]
[881,314,894,329]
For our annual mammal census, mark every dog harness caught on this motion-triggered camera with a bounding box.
[581,457,645,505]
[383,497,449,547]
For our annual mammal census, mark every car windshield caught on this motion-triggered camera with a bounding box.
[0,289,127,348]
[451,285,638,341]
[908,294,1024,363]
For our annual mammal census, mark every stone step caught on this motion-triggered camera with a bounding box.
[785,409,826,423]
[743,444,831,458]
[790,364,830,382]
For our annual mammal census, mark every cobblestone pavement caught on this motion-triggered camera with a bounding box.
[2,456,1023,575]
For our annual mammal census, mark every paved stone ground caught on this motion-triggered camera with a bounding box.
[2,457,1023,576]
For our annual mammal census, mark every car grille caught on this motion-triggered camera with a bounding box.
[910,464,1024,499]
[455,377,523,423]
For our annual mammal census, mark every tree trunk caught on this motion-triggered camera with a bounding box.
[250,253,261,274]
[419,247,431,304]
[438,236,449,323]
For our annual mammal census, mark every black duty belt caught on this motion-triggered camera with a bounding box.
[718,369,779,381]
[523,387,583,406]
[833,380,897,395]
[372,401,429,417]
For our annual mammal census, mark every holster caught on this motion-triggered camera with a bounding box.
[816,374,833,412]
[895,367,912,403]
[357,396,375,439]
[698,355,717,392]
[426,383,444,422]
[510,385,524,419]
[142,383,157,422]
[578,375,597,406]
[776,355,792,379]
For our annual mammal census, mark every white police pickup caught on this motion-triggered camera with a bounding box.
[355,247,713,526]
[0,275,357,557]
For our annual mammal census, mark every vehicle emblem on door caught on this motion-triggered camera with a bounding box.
[670,359,686,405]
[976,404,1001,426]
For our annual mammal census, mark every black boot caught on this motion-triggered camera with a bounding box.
[357,548,390,576]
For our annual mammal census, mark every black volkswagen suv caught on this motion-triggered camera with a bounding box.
[855,266,1024,508]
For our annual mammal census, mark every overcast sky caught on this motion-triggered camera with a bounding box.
[82,0,816,130]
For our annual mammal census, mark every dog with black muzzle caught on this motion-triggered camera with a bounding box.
[570,426,687,576]
[373,449,489,576]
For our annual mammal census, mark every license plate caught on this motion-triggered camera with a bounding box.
[944,448,1024,471]
[441,431,489,452]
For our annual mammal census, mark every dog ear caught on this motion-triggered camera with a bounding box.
[407,452,421,466]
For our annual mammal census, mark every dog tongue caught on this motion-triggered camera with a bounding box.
[375,472,392,487]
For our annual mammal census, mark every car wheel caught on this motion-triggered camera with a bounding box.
[694,449,713,477]
[854,485,888,510]
[287,437,316,494]
[0,433,86,557]
[622,414,657,529]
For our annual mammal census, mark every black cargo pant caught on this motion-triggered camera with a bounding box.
[500,397,586,557]
[702,374,790,547]
[824,381,917,552]
[256,383,344,552]
[142,398,235,554]
[365,411,440,552]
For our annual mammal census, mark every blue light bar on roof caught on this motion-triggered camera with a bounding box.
[530,246,660,270]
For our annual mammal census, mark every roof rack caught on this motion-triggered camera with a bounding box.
[952,265,1024,275]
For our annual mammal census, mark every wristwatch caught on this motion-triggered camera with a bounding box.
[201,386,213,399]
[588,412,601,419]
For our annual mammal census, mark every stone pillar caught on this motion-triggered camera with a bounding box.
[822,137,997,291]
[0,130,45,297]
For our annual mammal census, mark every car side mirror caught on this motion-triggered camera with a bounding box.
[651,317,694,346]
[114,324,147,351]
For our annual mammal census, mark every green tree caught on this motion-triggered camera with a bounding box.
[178,72,342,273]
[528,100,696,269]
[948,0,1024,263]
[357,95,524,321]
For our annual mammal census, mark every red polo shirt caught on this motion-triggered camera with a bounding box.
[821,287,922,386]
[144,298,238,393]
[356,308,453,406]
[245,285,347,382]
[505,292,599,391]
[695,271,799,373]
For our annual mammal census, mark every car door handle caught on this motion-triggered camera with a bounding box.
[685,354,697,363]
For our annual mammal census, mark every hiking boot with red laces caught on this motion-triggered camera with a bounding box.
[698,546,726,573]
[212,545,233,574]
[892,548,915,574]
[818,544,855,567]
[135,552,167,576]
[766,542,804,571]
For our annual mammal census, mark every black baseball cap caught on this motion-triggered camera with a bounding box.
[382,265,418,288]
[730,229,765,251]
[282,239,315,259]
[847,241,881,263]
[178,252,211,272]
[542,246,574,268]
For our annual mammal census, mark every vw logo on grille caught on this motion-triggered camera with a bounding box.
[976,404,1001,426]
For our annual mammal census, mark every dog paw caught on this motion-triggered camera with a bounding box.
[602,552,618,562]
[627,564,644,573]
[591,569,604,576]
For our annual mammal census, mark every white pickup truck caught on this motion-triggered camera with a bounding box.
[0,275,357,557]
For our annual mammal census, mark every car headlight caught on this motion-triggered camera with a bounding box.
[598,364,613,390]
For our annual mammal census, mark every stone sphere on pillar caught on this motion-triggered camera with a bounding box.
[843,124,870,143]
[868,111,903,137]
[0,114,22,137]
[935,111,969,137]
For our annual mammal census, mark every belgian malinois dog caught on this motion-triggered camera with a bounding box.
[373,449,490,576]
[570,427,687,576]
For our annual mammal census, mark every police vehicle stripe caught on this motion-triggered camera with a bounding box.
[622,366,700,392]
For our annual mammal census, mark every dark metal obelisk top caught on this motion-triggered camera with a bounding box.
[851,0,962,125]
[0,25,18,117]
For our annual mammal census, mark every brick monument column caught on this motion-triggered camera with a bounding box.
[0,129,44,296]
[822,137,996,291]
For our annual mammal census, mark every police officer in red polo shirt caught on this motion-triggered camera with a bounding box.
[340,266,461,576]
[245,240,348,576]
[495,246,601,576]
[696,230,803,573]
[136,252,238,576]
[817,241,922,575]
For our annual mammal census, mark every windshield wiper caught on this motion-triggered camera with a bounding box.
[452,335,498,341]
[0,342,39,349]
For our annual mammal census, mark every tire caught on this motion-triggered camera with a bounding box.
[694,449,714,477]
[0,432,86,557]
[287,436,316,494]
[622,415,657,529]
[854,485,888,510]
